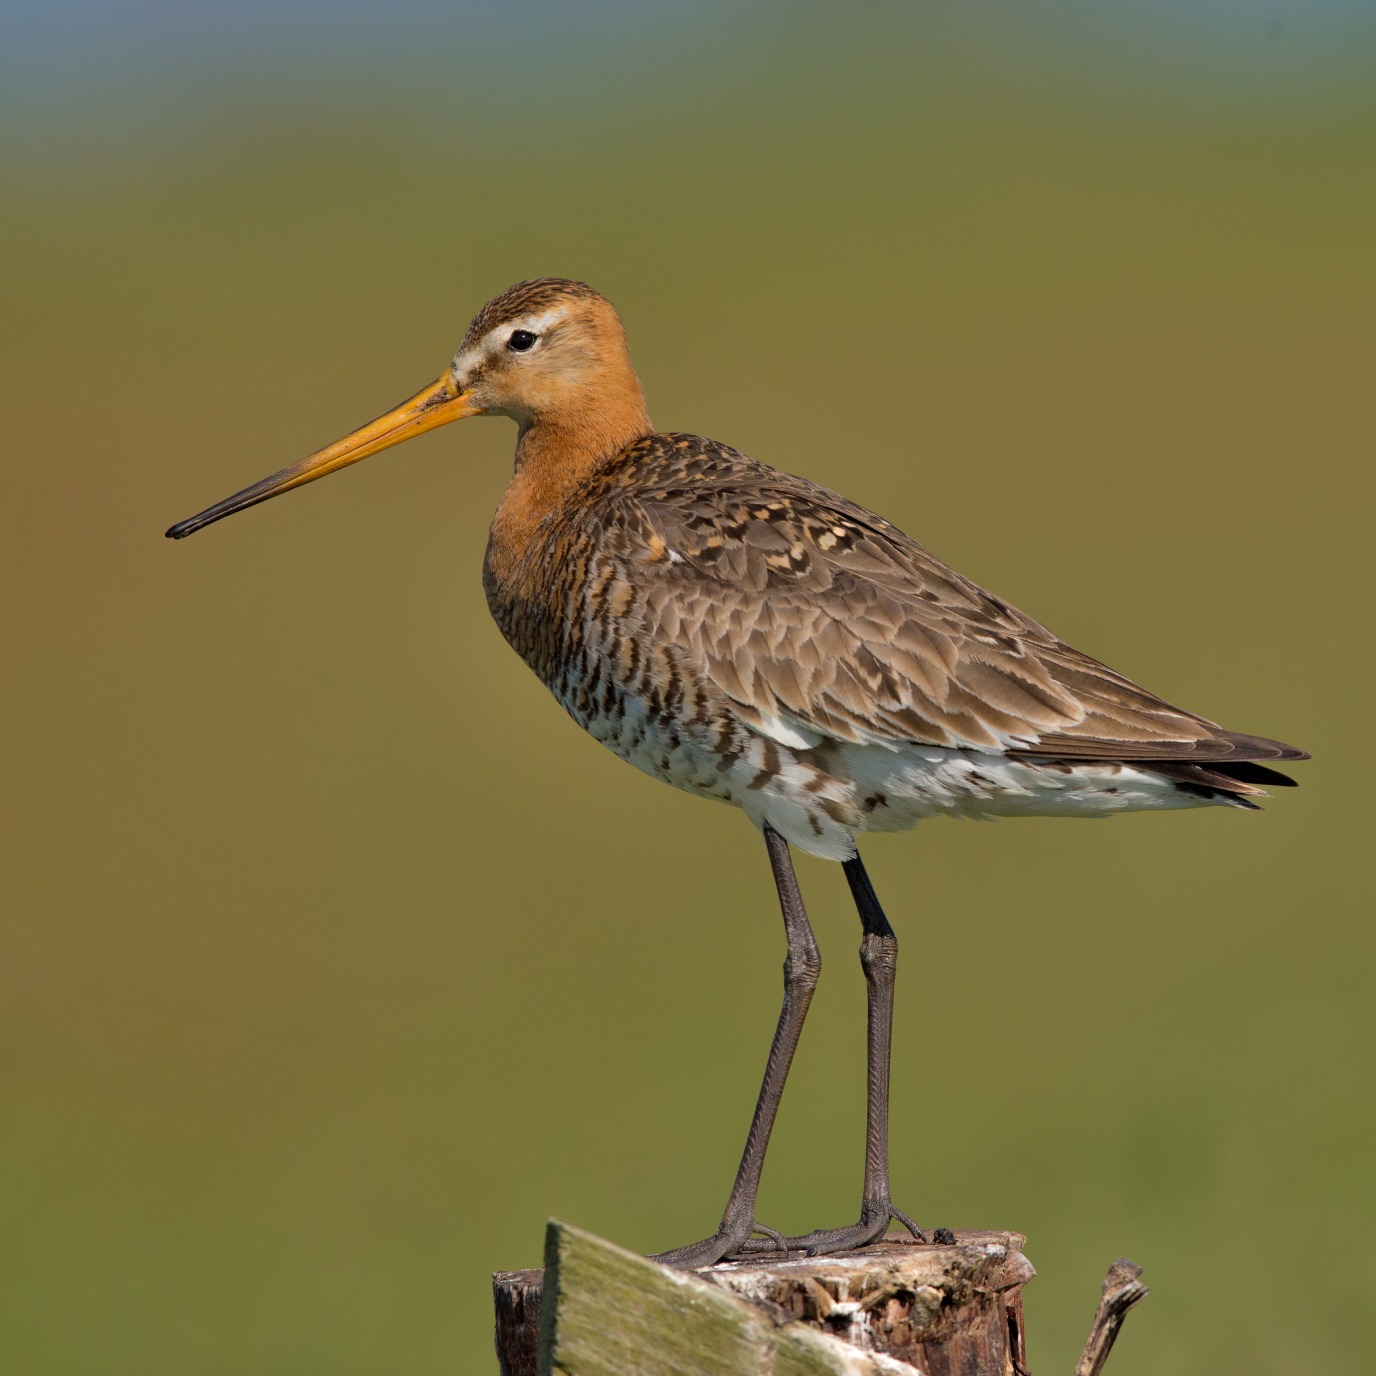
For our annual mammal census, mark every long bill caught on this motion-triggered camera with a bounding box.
[165,373,476,539]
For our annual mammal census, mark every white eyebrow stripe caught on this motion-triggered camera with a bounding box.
[452,305,574,376]
[484,306,570,351]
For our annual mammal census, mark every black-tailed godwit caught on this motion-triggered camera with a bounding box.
[168,278,1306,1268]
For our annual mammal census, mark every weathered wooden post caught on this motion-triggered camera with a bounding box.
[494,1221,1146,1375]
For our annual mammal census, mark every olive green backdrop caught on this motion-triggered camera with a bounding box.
[3,5,1372,1373]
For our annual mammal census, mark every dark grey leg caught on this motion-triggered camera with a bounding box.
[740,847,924,1257]
[652,824,821,1268]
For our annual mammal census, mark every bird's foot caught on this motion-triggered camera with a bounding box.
[650,1219,788,1270]
[736,1199,928,1257]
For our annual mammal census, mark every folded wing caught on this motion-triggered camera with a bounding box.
[619,454,1306,776]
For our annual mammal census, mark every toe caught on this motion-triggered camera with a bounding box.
[651,1236,735,1269]
[652,1220,786,1269]
[802,1219,890,1257]
[891,1205,926,1244]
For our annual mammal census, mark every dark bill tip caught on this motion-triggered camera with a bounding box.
[163,474,291,540]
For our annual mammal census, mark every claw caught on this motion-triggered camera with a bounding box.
[749,1222,788,1253]
[890,1205,927,1244]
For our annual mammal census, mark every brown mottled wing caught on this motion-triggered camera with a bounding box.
[613,446,1304,765]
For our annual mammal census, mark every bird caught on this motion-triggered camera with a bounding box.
[167,277,1306,1269]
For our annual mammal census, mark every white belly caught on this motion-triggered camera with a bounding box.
[574,682,1211,860]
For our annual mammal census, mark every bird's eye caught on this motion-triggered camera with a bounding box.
[507,329,537,352]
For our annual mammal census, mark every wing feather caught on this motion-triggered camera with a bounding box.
[607,443,1306,767]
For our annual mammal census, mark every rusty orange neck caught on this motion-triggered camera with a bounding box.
[488,378,653,588]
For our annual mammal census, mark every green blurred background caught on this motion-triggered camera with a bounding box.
[3,3,1373,1372]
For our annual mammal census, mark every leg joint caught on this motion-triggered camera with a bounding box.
[784,941,822,990]
[859,930,897,977]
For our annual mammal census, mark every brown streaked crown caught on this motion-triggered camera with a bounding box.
[459,278,605,352]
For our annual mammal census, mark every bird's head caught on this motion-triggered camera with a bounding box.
[166,278,648,540]
[450,278,641,426]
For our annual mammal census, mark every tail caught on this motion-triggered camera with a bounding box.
[1145,757,1301,810]
[1014,729,1308,811]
